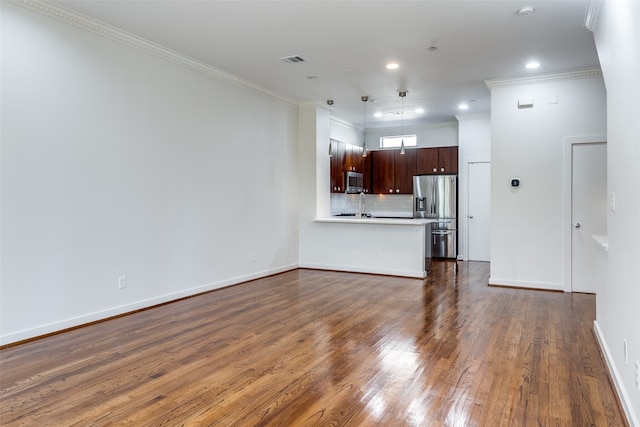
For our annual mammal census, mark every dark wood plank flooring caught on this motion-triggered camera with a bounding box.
[0,261,627,426]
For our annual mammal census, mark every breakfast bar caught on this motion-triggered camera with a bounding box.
[302,217,436,278]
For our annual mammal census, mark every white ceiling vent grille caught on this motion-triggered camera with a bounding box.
[278,55,306,64]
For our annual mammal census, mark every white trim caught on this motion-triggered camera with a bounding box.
[593,321,639,427]
[10,0,298,108]
[485,67,602,89]
[584,0,604,32]
[299,263,427,279]
[562,134,607,293]
[0,264,298,346]
[488,277,565,292]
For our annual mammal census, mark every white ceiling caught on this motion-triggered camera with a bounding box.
[54,0,600,129]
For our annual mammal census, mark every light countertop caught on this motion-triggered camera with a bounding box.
[316,217,438,226]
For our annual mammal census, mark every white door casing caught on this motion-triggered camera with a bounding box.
[468,162,491,261]
[571,142,607,293]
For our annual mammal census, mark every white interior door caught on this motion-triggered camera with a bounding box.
[571,142,607,293]
[468,162,491,261]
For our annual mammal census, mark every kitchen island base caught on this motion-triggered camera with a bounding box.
[301,218,435,278]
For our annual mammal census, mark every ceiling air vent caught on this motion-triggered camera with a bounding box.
[278,55,306,64]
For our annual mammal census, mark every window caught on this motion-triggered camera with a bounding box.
[380,135,417,148]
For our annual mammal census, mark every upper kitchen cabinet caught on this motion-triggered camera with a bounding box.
[372,149,416,194]
[362,153,372,193]
[416,146,458,175]
[330,140,346,193]
[330,140,366,193]
[345,144,363,173]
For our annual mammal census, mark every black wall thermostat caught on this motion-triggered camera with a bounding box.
[511,178,520,188]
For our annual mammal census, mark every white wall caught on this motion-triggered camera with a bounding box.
[592,2,640,424]
[456,114,491,260]
[1,3,299,344]
[365,121,458,150]
[488,73,606,290]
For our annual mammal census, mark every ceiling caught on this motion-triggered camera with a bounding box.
[53,0,600,129]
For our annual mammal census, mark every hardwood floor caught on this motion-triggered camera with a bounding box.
[0,262,626,426]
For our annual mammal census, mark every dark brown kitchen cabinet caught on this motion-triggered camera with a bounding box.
[416,146,458,175]
[330,140,346,193]
[345,144,363,173]
[438,146,458,174]
[395,149,417,192]
[330,141,366,193]
[371,149,416,194]
[362,153,372,193]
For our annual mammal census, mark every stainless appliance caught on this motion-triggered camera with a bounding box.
[413,174,457,259]
[345,171,363,194]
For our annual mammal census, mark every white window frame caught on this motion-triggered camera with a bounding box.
[380,134,417,148]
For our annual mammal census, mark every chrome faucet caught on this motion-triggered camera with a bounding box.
[358,190,366,218]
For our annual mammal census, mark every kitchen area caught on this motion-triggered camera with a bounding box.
[310,132,459,278]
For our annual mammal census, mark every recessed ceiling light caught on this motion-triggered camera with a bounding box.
[415,108,424,114]
[458,103,469,110]
[526,61,541,69]
[386,63,399,70]
[374,112,383,118]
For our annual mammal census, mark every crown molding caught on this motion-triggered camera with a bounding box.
[484,67,602,89]
[584,0,603,32]
[11,0,299,108]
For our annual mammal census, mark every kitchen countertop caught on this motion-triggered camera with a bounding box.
[316,217,437,226]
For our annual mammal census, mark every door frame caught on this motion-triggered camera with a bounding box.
[562,134,607,292]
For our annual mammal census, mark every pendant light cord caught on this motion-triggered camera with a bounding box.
[362,96,368,157]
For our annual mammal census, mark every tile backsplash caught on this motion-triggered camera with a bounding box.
[330,193,413,217]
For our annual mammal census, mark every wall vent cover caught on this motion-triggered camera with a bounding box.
[278,55,306,64]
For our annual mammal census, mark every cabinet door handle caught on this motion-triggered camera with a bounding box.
[396,189,400,193]
[432,168,437,172]
[440,167,445,172]
[389,189,393,193]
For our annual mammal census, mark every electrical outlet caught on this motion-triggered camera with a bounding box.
[624,339,628,363]
[635,362,640,390]
[118,276,127,289]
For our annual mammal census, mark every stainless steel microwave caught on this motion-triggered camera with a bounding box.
[345,171,363,193]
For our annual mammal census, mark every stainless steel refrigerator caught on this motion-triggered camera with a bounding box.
[413,174,457,259]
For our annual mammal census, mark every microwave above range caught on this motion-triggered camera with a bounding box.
[345,171,363,194]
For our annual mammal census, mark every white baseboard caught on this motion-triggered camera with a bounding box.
[593,320,639,427]
[488,277,565,292]
[299,262,426,279]
[0,264,298,346]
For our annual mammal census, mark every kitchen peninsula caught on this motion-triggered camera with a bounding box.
[307,217,436,278]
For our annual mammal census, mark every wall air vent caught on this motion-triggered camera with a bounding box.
[278,55,306,64]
